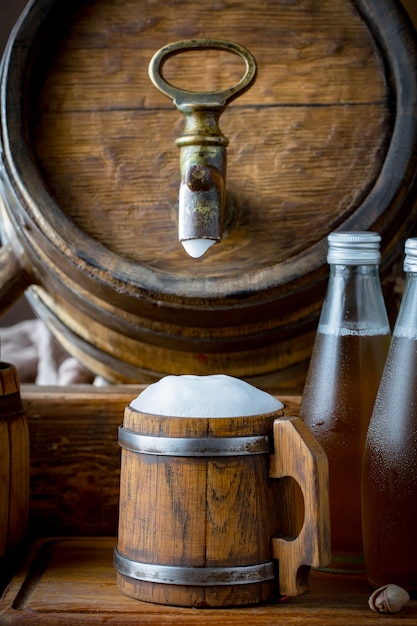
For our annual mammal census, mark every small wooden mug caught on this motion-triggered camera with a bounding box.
[0,362,30,558]
[115,405,330,607]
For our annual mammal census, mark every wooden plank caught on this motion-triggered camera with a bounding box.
[22,385,140,539]
[0,537,416,624]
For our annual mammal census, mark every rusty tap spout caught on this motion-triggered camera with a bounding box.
[176,107,228,257]
[148,39,257,258]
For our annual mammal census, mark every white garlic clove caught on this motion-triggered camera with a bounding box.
[368,584,410,613]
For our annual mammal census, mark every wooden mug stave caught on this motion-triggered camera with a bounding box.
[0,363,29,559]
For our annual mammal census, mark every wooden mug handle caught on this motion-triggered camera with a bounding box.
[269,416,331,596]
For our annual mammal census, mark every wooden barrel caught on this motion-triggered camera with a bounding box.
[115,404,329,607]
[0,363,29,559]
[1,0,417,392]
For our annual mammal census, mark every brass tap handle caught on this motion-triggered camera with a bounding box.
[148,38,257,110]
[148,39,257,257]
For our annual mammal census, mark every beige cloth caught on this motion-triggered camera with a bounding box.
[0,319,96,385]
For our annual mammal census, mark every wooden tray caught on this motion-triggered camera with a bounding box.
[1,536,416,625]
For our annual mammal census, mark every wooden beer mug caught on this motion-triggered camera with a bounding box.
[114,375,330,607]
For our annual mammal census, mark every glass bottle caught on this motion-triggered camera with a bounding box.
[362,237,417,592]
[299,231,391,571]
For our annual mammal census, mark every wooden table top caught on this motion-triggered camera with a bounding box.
[1,536,416,625]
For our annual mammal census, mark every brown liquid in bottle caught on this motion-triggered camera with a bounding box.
[362,334,417,591]
[300,330,390,569]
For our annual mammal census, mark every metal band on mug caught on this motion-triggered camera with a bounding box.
[118,426,270,456]
[114,548,275,586]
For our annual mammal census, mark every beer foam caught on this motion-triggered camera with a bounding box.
[130,374,283,417]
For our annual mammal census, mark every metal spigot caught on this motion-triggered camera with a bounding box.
[148,39,257,258]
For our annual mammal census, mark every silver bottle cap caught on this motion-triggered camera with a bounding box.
[327,231,381,265]
[404,238,417,272]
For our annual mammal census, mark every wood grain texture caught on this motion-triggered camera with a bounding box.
[0,365,29,558]
[270,417,331,596]
[1,537,417,624]
[21,385,330,606]
[28,0,391,272]
[22,385,137,539]
[1,0,417,388]
[0,419,10,556]
[116,407,325,606]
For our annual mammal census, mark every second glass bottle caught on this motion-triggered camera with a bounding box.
[362,237,417,592]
